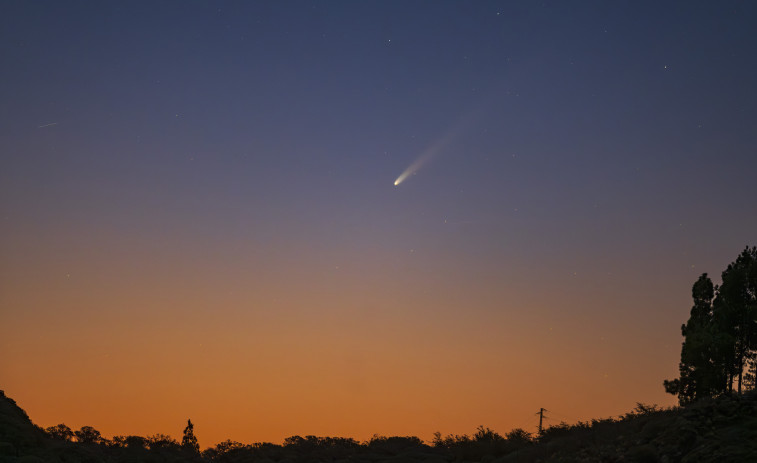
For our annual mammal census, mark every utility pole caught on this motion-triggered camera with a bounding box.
[536,408,548,435]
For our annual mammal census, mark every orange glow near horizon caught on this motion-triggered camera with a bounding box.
[1,224,686,447]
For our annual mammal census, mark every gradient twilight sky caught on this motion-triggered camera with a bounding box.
[1,0,757,447]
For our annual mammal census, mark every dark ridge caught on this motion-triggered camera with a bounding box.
[0,390,47,459]
[1,390,756,462]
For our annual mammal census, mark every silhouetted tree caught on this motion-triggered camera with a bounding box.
[664,273,720,403]
[367,435,424,454]
[45,423,74,441]
[147,433,179,449]
[74,425,102,444]
[122,435,147,449]
[211,439,245,454]
[712,246,757,394]
[745,357,757,391]
[505,428,532,445]
[666,247,757,402]
[474,426,504,442]
[432,432,472,448]
[181,419,200,453]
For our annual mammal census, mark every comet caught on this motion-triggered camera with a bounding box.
[392,111,476,186]
[393,145,440,186]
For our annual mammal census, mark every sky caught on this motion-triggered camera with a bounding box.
[1,0,757,448]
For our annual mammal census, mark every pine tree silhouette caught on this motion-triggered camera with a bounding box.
[181,419,200,453]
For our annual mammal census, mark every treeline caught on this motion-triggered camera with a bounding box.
[664,246,757,403]
[38,422,540,462]
[27,397,757,462]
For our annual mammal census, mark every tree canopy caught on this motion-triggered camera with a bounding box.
[665,246,757,403]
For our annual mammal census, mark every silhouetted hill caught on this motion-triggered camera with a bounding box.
[1,390,755,462]
[529,397,757,462]
[0,390,47,459]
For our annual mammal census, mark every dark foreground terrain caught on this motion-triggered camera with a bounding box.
[1,390,755,463]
